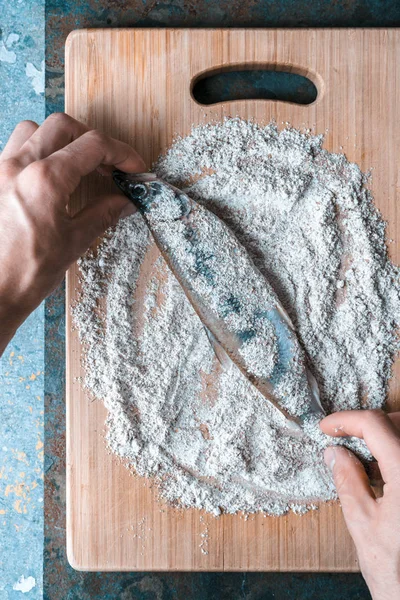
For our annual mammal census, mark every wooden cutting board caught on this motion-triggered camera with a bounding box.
[66,28,400,571]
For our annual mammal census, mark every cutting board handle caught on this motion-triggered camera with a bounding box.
[190,63,322,107]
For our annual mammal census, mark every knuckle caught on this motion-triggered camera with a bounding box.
[15,119,38,134]
[29,160,53,180]
[23,160,55,190]
[365,408,386,425]
[0,157,21,176]
[87,129,106,145]
[333,465,351,493]
[46,112,72,127]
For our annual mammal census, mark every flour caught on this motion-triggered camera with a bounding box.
[73,119,400,516]
[238,323,278,381]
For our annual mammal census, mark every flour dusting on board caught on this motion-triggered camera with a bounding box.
[72,119,400,516]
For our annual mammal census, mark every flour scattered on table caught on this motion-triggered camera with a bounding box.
[126,517,151,556]
[73,119,400,516]
[199,515,209,555]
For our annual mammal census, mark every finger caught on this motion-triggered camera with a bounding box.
[16,113,89,165]
[42,129,146,196]
[325,446,376,519]
[72,193,135,251]
[0,120,39,160]
[388,411,400,432]
[320,410,400,481]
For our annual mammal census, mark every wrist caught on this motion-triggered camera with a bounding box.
[362,569,400,600]
[368,582,400,600]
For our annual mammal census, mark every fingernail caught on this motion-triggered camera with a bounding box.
[324,447,336,471]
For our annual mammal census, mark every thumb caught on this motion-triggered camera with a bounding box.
[72,192,136,250]
[325,446,376,521]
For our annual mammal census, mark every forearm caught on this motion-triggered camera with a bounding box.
[0,281,43,356]
[0,329,16,356]
[0,302,28,356]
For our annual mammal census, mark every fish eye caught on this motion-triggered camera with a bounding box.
[129,183,148,200]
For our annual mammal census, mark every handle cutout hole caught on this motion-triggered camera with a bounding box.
[192,69,318,106]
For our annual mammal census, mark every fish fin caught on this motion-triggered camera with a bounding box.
[274,301,296,331]
[204,327,232,370]
[305,367,326,417]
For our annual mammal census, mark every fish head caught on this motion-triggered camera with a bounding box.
[112,170,159,211]
[113,170,192,221]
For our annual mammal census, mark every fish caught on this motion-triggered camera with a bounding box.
[113,170,325,432]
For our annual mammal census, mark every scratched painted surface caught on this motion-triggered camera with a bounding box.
[0,315,44,599]
[0,310,44,599]
[0,0,45,144]
[0,1,45,597]
[44,2,400,598]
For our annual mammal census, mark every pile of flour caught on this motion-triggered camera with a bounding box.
[73,119,400,516]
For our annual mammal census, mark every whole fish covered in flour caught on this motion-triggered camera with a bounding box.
[113,170,325,432]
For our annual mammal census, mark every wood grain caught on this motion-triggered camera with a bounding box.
[65,28,400,571]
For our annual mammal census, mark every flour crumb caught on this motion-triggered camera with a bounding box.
[199,515,209,555]
[127,517,149,555]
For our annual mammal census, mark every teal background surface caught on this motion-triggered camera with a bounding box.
[0,1,44,597]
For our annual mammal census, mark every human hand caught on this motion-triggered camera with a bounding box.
[0,114,145,354]
[320,409,400,600]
